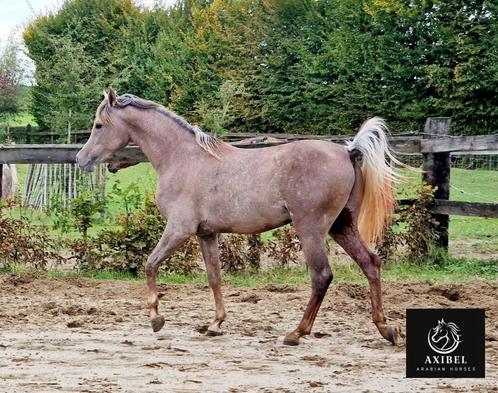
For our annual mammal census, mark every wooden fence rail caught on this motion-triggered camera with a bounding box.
[1,134,496,164]
[398,199,498,219]
[7,127,497,154]
[1,117,497,249]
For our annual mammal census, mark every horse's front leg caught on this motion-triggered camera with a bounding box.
[145,226,190,332]
[198,234,226,336]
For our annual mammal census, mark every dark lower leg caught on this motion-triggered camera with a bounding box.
[284,239,332,346]
[363,262,398,344]
[283,286,330,345]
[199,235,226,336]
[332,227,398,345]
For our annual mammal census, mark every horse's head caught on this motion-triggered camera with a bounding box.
[76,88,132,172]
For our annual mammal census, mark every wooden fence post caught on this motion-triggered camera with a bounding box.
[26,124,32,144]
[422,117,451,249]
[0,163,3,201]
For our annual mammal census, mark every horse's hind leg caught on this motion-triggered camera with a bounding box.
[198,234,226,336]
[284,227,332,346]
[330,210,399,345]
[145,226,191,332]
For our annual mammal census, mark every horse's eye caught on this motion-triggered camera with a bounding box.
[95,123,103,130]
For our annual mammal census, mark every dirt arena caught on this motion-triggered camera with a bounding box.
[0,273,496,392]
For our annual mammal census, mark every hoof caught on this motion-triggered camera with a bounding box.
[283,331,300,346]
[206,322,223,337]
[386,325,400,346]
[151,315,165,333]
[206,328,223,337]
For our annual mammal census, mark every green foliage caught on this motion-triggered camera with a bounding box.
[70,189,107,238]
[0,199,62,269]
[29,35,103,136]
[23,0,139,132]
[379,184,438,262]
[24,0,497,135]
[48,189,106,238]
[47,195,73,235]
[71,192,199,275]
[109,180,143,218]
[0,34,27,134]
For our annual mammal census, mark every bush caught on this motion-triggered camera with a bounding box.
[0,199,62,269]
[219,234,247,272]
[246,234,263,270]
[48,188,106,238]
[71,193,199,275]
[378,185,437,263]
[267,225,301,267]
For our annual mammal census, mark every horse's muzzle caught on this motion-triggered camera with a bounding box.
[75,152,97,173]
[107,163,119,173]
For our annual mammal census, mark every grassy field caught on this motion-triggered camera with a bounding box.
[13,163,498,245]
[4,254,496,285]
[4,162,497,284]
[397,168,497,252]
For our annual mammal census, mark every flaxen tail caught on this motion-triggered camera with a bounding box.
[346,117,403,245]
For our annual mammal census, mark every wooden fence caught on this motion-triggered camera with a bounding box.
[1,117,497,249]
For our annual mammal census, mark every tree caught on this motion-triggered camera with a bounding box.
[24,0,140,131]
[23,0,498,136]
[31,35,103,135]
[0,34,26,128]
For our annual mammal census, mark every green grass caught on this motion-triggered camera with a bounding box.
[396,168,497,242]
[397,168,498,204]
[3,255,496,286]
[11,163,498,248]
[13,162,158,237]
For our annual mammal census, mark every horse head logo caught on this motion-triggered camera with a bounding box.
[427,318,462,354]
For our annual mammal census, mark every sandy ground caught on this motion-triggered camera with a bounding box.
[0,273,496,393]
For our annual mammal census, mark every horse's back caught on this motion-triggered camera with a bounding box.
[270,140,355,217]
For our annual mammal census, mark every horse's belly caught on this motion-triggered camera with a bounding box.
[203,199,291,235]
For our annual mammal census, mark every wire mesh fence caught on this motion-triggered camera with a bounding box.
[23,163,107,210]
[399,153,498,172]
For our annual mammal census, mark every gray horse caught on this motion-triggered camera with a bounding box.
[1,164,18,199]
[77,89,401,346]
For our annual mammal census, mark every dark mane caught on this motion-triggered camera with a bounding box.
[101,93,225,158]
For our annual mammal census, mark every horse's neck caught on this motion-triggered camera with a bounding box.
[129,115,200,173]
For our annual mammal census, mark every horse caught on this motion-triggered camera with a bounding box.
[1,164,18,200]
[76,88,402,346]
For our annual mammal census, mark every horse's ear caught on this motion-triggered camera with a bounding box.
[108,88,117,107]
